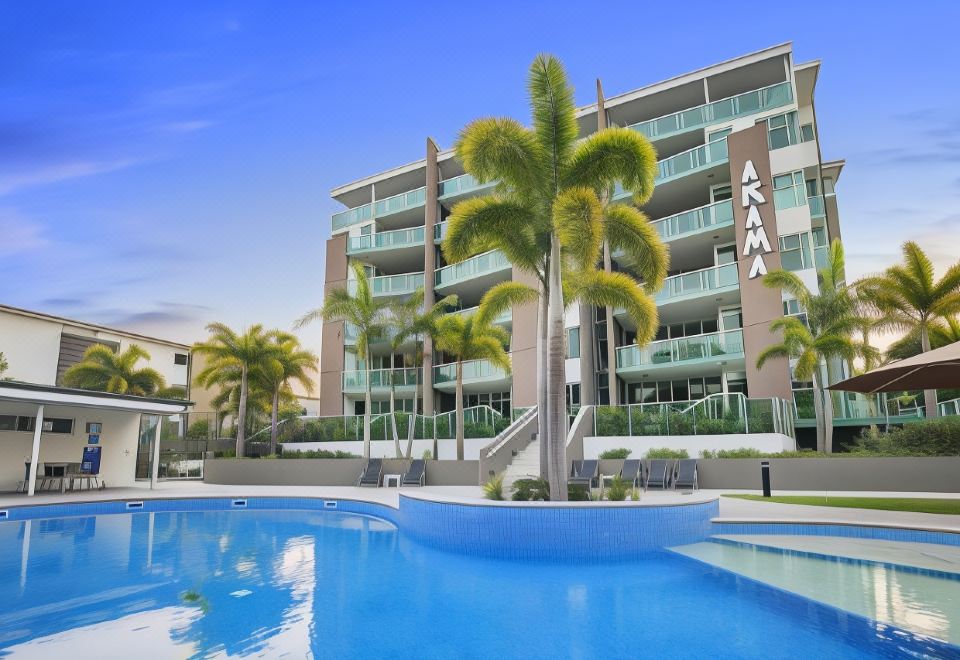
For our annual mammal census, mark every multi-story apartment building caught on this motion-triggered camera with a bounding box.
[319,43,844,440]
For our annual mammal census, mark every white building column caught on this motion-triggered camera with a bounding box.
[26,404,44,496]
[150,415,163,490]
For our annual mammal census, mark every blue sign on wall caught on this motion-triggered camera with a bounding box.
[81,446,101,474]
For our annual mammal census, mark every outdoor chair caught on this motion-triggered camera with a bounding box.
[357,458,383,487]
[568,459,599,489]
[674,459,698,491]
[645,459,673,490]
[67,461,105,491]
[621,459,642,489]
[401,459,426,487]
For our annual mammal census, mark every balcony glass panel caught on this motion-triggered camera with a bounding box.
[435,250,510,287]
[433,359,508,384]
[438,173,495,198]
[348,273,424,296]
[332,204,373,231]
[628,82,793,141]
[347,227,424,252]
[434,221,447,242]
[453,306,511,325]
[656,263,739,303]
[617,330,744,369]
[342,368,421,390]
[373,187,426,217]
[807,195,825,218]
[653,200,734,239]
[656,138,728,183]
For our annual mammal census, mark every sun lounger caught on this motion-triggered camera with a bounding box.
[402,459,426,487]
[645,459,673,489]
[568,459,599,488]
[357,458,383,487]
[674,459,698,490]
[621,459,642,489]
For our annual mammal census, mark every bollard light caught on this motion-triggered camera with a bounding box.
[760,460,771,498]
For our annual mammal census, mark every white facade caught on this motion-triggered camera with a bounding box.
[0,305,191,390]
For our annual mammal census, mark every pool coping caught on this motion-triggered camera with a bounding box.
[713,516,960,536]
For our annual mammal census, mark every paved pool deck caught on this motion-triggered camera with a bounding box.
[1,483,959,533]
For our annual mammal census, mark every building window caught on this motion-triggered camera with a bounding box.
[800,123,815,142]
[174,353,188,365]
[823,177,836,195]
[710,184,732,202]
[708,127,731,143]
[0,415,16,431]
[773,171,807,210]
[566,383,581,408]
[10,416,74,434]
[716,244,737,265]
[720,308,743,331]
[766,111,799,150]
[778,232,813,271]
[566,327,580,359]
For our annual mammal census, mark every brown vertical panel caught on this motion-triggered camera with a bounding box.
[319,233,349,415]
[510,267,539,408]
[728,123,792,400]
[423,139,439,415]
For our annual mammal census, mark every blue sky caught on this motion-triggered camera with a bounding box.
[1,1,958,348]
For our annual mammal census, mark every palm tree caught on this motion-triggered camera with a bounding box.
[433,299,512,460]
[255,332,317,456]
[443,54,665,499]
[756,240,861,453]
[194,324,274,457]
[63,344,166,395]
[886,316,960,362]
[0,352,9,379]
[858,241,960,418]
[390,288,458,458]
[297,261,393,459]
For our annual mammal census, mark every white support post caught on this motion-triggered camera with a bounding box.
[150,415,163,490]
[26,404,44,497]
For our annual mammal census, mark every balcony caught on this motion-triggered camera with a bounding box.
[348,272,424,297]
[434,250,511,300]
[331,186,427,233]
[346,227,425,255]
[453,306,512,327]
[613,139,728,201]
[342,368,421,394]
[616,330,744,381]
[439,173,496,201]
[654,199,734,241]
[657,262,739,305]
[627,81,793,142]
[433,359,511,393]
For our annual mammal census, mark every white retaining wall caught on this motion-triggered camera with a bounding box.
[583,433,796,459]
[281,437,493,460]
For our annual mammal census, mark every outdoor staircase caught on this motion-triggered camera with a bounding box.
[501,434,540,493]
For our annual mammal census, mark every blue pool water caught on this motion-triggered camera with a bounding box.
[0,508,954,659]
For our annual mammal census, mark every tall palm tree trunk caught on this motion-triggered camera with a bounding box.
[537,290,549,477]
[455,360,464,460]
[236,364,248,457]
[363,350,372,459]
[270,389,280,456]
[546,236,568,500]
[389,373,400,458]
[406,342,419,459]
[811,371,827,453]
[920,324,939,419]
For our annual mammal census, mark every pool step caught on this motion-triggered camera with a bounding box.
[670,539,960,646]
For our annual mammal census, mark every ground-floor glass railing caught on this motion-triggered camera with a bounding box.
[793,390,927,424]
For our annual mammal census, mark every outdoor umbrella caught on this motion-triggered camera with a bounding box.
[829,340,960,392]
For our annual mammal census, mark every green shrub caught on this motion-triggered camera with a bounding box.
[700,447,764,459]
[482,474,505,500]
[422,449,432,460]
[511,477,550,501]
[567,485,591,501]
[606,476,627,501]
[595,407,628,436]
[186,419,210,440]
[279,449,360,459]
[629,487,642,501]
[599,448,632,459]
[213,449,236,458]
[850,417,960,456]
[645,447,689,459]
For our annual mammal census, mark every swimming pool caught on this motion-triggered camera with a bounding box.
[0,502,956,658]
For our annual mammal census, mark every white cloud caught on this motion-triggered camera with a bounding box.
[163,120,215,133]
[0,159,139,196]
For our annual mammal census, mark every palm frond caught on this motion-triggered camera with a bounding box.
[565,127,658,204]
[602,203,668,291]
[553,186,603,269]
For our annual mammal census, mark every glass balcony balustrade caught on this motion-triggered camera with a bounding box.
[433,359,509,384]
[616,330,744,370]
[652,200,734,240]
[342,368,421,390]
[348,273,424,297]
[346,227,425,253]
[332,187,426,232]
[656,262,739,303]
[435,250,510,287]
[627,82,794,142]
[438,173,495,198]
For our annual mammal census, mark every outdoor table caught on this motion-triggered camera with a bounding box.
[383,473,402,488]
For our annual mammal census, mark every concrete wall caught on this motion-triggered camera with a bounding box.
[281,437,493,460]
[0,403,143,490]
[697,457,960,492]
[203,458,480,486]
[583,434,796,459]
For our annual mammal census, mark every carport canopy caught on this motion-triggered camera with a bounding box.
[0,381,192,495]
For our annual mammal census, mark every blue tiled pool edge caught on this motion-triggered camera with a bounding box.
[0,495,719,561]
[670,547,960,658]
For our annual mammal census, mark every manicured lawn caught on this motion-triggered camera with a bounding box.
[723,494,960,515]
